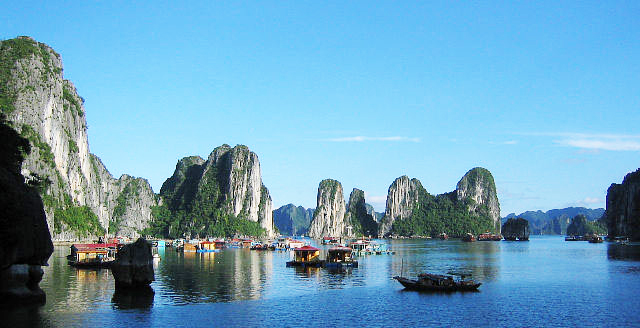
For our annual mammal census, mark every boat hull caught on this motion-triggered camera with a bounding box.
[68,260,113,269]
[286,261,323,268]
[393,276,481,292]
[324,261,358,268]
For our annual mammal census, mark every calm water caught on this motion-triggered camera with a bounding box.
[4,236,640,327]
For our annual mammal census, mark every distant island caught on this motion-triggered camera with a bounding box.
[502,207,605,235]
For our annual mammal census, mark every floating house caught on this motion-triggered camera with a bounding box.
[183,243,198,252]
[477,233,502,241]
[214,240,226,249]
[286,245,322,267]
[325,246,358,268]
[197,241,219,252]
[68,243,118,268]
[288,239,305,249]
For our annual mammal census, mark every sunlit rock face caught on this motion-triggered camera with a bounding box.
[161,144,275,237]
[379,176,422,237]
[308,179,347,238]
[1,36,158,241]
[456,167,501,233]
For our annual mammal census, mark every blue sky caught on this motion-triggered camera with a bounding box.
[2,1,639,215]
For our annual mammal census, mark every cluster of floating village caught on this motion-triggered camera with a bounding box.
[66,230,617,292]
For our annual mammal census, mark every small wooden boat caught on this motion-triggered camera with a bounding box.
[478,233,502,241]
[462,233,476,242]
[588,236,604,243]
[393,273,481,292]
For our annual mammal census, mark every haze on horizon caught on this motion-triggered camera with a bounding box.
[2,2,638,215]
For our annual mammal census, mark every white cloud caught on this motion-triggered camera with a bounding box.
[521,132,640,152]
[327,136,421,143]
[363,192,387,211]
[559,138,640,151]
[571,197,604,207]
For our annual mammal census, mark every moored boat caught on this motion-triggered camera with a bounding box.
[588,235,604,243]
[438,233,448,240]
[393,273,481,292]
[462,233,476,242]
[68,243,118,268]
[322,237,340,245]
[286,245,323,267]
[477,233,502,241]
[324,246,358,268]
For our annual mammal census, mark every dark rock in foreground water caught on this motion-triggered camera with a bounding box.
[502,218,530,241]
[111,238,154,288]
[0,115,53,306]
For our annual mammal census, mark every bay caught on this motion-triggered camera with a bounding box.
[5,236,640,327]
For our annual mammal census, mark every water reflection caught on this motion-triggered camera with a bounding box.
[387,239,500,282]
[607,243,640,261]
[41,247,114,312]
[111,286,154,310]
[156,248,273,304]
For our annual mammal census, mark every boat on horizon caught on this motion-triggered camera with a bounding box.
[462,233,476,242]
[393,273,481,292]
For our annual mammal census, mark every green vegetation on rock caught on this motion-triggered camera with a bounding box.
[54,205,105,237]
[1,37,58,114]
[392,188,494,237]
[63,84,83,117]
[20,124,54,167]
[567,214,607,236]
[147,147,268,239]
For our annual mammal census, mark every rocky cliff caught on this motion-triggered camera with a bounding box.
[308,179,347,238]
[365,204,384,222]
[273,204,314,236]
[157,144,274,237]
[502,218,530,241]
[0,37,158,241]
[456,167,501,233]
[567,214,607,236]
[379,168,500,237]
[379,176,423,236]
[605,168,640,240]
[0,114,53,305]
[345,189,378,237]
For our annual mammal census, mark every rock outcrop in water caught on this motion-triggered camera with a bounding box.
[566,214,607,236]
[110,238,154,288]
[379,176,423,236]
[379,168,501,237]
[159,144,274,237]
[345,188,378,237]
[0,36,158,241]
[308,179,347,238]
[456,167,501,233]
[605,168,640,240]
[502,218,530,241]
[0,114,53,306]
